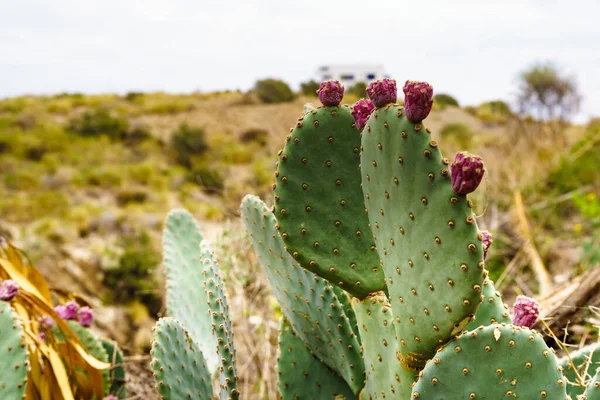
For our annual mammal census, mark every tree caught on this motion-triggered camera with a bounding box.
[517,63,580,122]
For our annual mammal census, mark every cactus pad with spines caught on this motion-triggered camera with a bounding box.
[200,241,239,400]
[241,194,365,394]
[101,339,126,399]
[68,321,111,395]
[360,104,484,367]
[150,317,213,400]
[277,318,356,400]
[273,105,383,298]
[583,368,600,399]
[0,301,29,399]
[412,324,567,399]
[162,209,219,373]
[351,292,417,399]
[559,342,600,398]
[465,276,510,331]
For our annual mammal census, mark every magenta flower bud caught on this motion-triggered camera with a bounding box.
[103,396,118,400]
[450,152,485,194]
[39,315,55,330]
[351,99,375,131]
[512,296,540,328]
[479,231,493,260]
[366,78,397,107]
[39,332,46,341]
[317,80,344,107]
[403,80,434,122]
[0,280,19,301]
[55,301,80,320]
[78,306,93,327]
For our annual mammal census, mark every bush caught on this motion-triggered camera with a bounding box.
[440,123,474,148]
[300,80,320,96]
[240,128,268,146]
[68,109,129,140]
[124,92,144,103]
[116,188,149,206]
[476,101,513,125]
[102,232,161,314]
[190,163,224,194]
[170,122,209,168]
[434,94,459,108]
[347,82,367,98]
[254,79,294,103]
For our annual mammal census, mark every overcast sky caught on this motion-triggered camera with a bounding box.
[1,0,599,122]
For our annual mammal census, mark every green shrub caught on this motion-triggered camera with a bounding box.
[254,78,295,103]
[439,123,474,148]
[68,109,129,140]
[124,92,145,103]
[240,128,268,146]
[434,93,459,108]
[4,169,41,190]
[82,167,123,188]
[476,100,513,124]
[347,82,367,98]
[170,122,209,168]
[116,188,149,206]
[190,163,224,194]
[102,232,161,314]
[300,80,320,96]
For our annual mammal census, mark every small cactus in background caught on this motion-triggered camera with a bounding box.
[149,210,239,399]
[0,237,126,399]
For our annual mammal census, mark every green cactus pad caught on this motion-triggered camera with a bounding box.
[360,105,484,367]
[583,367,600,399]
[351,292,417,399]
[241,195,365,394]
[560,342,600,398]
[465,276,510,331]
[101,339,126,399]
[412,324,567,399]
[68,321,110,395]
[162,209,218,373]
[277,318,356,400]
[200,241,239,400]
[273,105,383,298]
[0,301,29,399]
[150,317,213,400]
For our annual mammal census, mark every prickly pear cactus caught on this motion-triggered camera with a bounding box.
[273,101,383,298]
[351,292,417,399]
[560,343,600,398]
[101,339,126,399]
[465,276,511,331]
[412,324,567,399]
[242,195,365,394]
[277,318,356,400]
[0,301,28,399]
[360,92,485,367]
[200,242,239,400]
[162,209,219,373]
[583,368,600,399]
[150,317,213,400]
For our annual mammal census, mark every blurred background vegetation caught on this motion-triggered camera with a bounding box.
[0,62,598,398]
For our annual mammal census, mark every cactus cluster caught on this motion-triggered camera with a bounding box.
[150,78,597,399]
[0,238,125,400]
[150,209,239,399]
[243,78,598,399]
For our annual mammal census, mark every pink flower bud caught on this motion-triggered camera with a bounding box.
[450,152,485,194]
[512,296,540,328]
[403,80,434,122]
[0,280,19,301]
[366,78,397,107]
[351,99,375,131]
[480,231,493,260]
[55,301,80,320]
[78,306,93,327]
[39,315,55,330]
[103,396,118,400]
[317,80,344,107]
